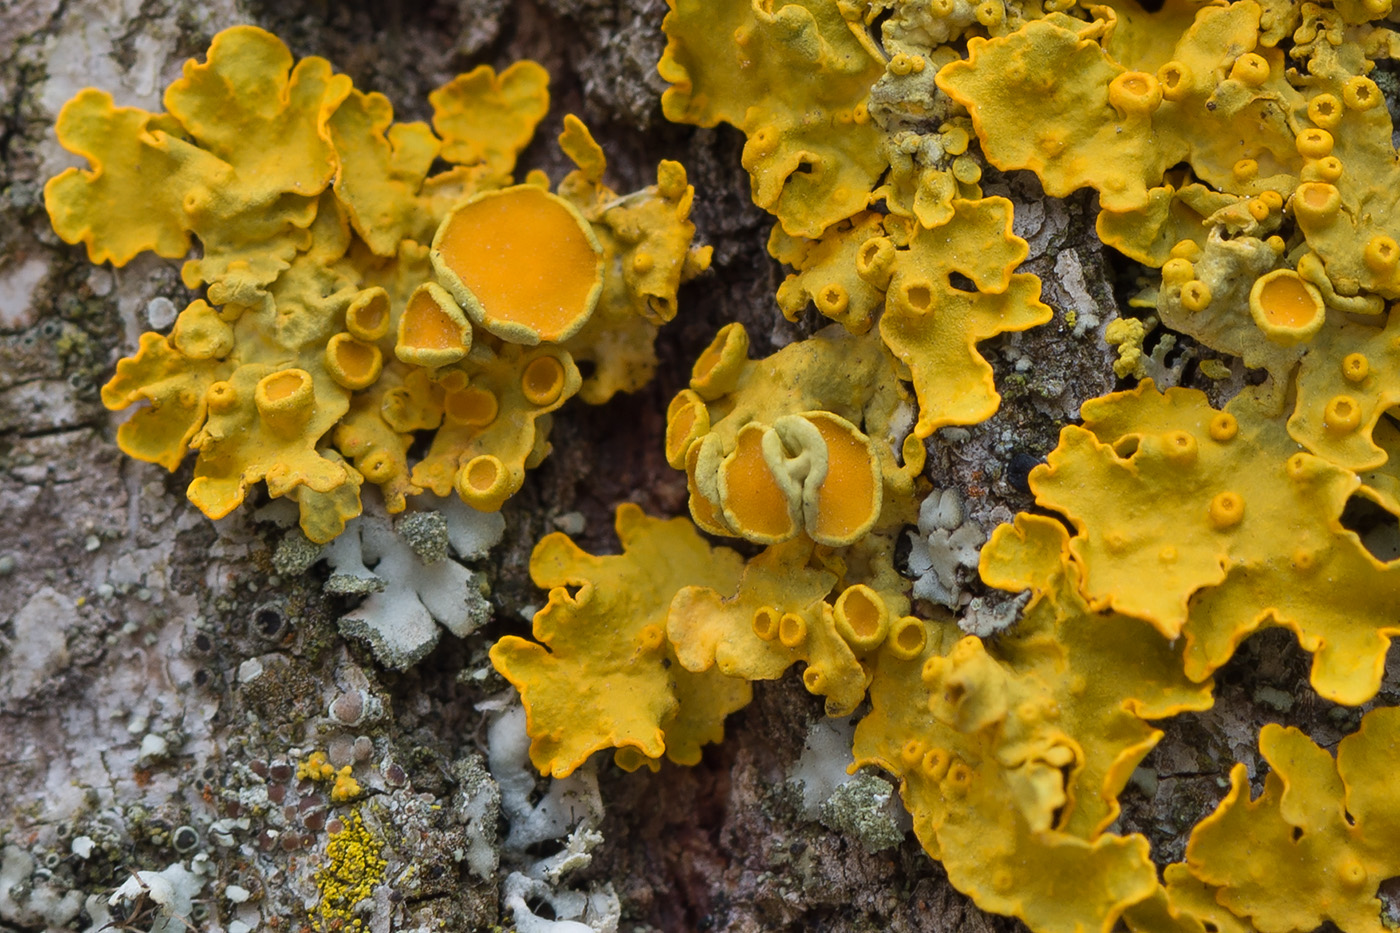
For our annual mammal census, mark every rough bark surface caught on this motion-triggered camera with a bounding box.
[2,3,1396,933]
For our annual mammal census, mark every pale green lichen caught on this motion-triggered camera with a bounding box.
[396,511,449,564]
[819,772,905,853]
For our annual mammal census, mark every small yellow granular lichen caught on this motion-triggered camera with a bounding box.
[1104,317,1149,379]
[298,751,362,802]
[297,750,337,783]
[296,745,337,778]
[314,809,386,933]
[331,767,363,803]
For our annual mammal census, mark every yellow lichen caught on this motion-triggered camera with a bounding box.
[489,504,751,777]
[428,61,550,179]
[297,750,337,783]
[876,197,1053,437]
[327,87,443,259]
[939,5,1302,214]
[772,212,888,335]
[408,344,581,512]
[659,0,887,237]
[1288,309,1400,473]
[1096,182,1241,268]
[642,4,1400,932]
[1182,709,1400,933]
[1031,380,1400,704]
[855,630,1151,933]
[669,537,871,716]
[54,27,706,542]
[667,324,920,547]
[848,510,1214,932]
[298,751,363,802]
[57,11,1400,933]
[978,515,1215,838]
[554,115,713,403]
[45,27,350,295]
[314,809,386,933]
[1104,317,1149,379]
[431,185,604,345]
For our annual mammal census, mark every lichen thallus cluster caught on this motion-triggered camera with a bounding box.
[44,4,1400,930]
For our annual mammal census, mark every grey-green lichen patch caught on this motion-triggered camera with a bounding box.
[3,586,75,702]
[0,258,51,332]
[905,488,985,610]
[451,752,502,881]
[1253,684,1296,713]
[818,772,905,853]
[961,589,1030,637]
[487,703,621,931]
[321,497,500,670]
[440,494,508,561]
[272,529,325,577]
[397,510,450,564]
[787,716,861,817]
[0,845,85,929]
[327,570,388,596]
[337,609,440,671]
[87,862,207,933]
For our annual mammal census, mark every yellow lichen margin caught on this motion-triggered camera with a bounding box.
[669,537,873,716]
[554,115,714,404]
[1182,708,1400,933]
[99,323,235,472]
[849,510,1213,932]
[428,61,550,178]
[1096,182,1241,269]
[938,5,1301,213]
[658,0,887,237]
[327,87,443,258]
[46,26,351,296]
[409,344,582,512]
[1031,381,1332,635]
[772,212,888,336]
[852,621,1163,933]
[938,14,1172,212]
[1121,864,1256,933]
[876,197,1053,437]
[979,514,1215,839]
[1288,308,1400,473]
[489,504,751,777]
[1031,380,1400,704]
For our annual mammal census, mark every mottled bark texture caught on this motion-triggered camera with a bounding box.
[2,3,1393,933]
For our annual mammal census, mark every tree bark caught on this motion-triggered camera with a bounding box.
[0,2,1372,932]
